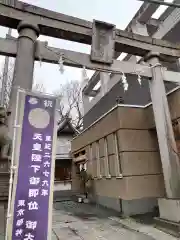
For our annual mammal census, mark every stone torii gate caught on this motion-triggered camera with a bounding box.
[0,0,180,222]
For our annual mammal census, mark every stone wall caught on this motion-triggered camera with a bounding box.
[72,107,120,152]
[72,88,180,214]
[72,105,166,215]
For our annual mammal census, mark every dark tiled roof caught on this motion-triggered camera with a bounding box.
[57,118,79,135]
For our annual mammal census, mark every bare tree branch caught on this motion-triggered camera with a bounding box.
[53,80,83,129]
[32,79,83,130]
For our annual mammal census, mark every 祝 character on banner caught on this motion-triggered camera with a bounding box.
[44,100,53,108]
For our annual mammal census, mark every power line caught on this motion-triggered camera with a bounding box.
[137,0,180,8]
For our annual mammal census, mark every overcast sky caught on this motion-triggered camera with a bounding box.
[0,0,143,93]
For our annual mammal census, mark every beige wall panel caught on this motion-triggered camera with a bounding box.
[145,105,155,129]
[123,175,165,200]
[108,154,116,177]
[120,152,162,176]
[93,108,120,139]
[94,175,165,200]
[117,129,159,152]
[72,108,120,152]
[94,178,125,198]
[99,138,105,157]
[118,107,149,129]
[107,133,115,155]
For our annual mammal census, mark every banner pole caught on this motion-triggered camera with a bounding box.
[48,103,59,240]
[5,87,21,240]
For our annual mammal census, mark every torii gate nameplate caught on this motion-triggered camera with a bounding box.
[91,20,115,64]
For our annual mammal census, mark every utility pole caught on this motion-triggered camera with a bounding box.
[1,28,12,107]
[137,0,180,8]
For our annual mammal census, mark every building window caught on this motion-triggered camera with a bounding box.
[55,166,71,181]
[55,160,72,181]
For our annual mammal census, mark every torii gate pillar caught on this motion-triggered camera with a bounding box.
[146,52,180,223]
[8,21,39,132]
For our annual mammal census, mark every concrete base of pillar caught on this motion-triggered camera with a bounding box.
[154,217,180,238]
[158,198,180,222]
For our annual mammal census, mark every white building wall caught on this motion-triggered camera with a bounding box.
[56,136,72,159]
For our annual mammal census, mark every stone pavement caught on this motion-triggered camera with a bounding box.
[0,200,178,239]
[52,201,178,240]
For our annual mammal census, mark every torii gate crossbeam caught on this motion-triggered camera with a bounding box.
[1,36,180,84]
[0,1,180,58]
